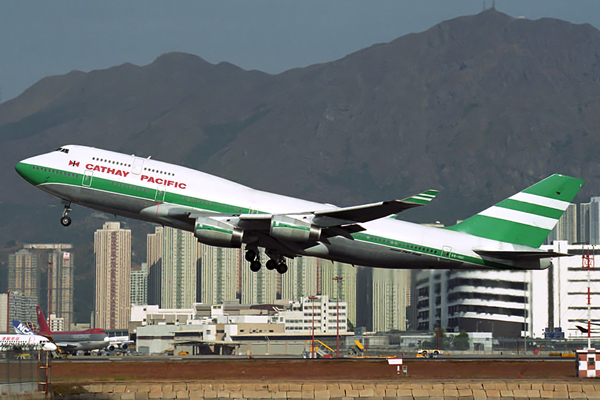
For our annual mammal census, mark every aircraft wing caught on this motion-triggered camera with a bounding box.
[152,189,438,231]
[313,190,439,225]
[236,189,440,228]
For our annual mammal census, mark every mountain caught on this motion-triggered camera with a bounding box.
[1,9,600,318]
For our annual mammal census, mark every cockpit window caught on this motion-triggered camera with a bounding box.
[55,147,69,154]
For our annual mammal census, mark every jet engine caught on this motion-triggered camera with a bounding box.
[270,215,321,242]
[194,217,244,248]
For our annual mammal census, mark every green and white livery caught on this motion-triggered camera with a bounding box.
[15,145,584,274]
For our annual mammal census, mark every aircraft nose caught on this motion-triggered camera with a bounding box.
[15,158,43,186]
[46,342,58,351]
[104,336,110,342]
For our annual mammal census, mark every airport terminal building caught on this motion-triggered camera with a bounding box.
[131,296,349,356]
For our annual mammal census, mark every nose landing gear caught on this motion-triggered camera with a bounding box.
[60,203,72,227]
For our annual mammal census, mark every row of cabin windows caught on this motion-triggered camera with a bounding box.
[33,166,79,179]
[143,167,175,177]
[92,156,131,168]
[92,156,177,178]
[355,234,439,255]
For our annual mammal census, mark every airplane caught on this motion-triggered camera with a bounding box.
[12,306,110,354]
[575,322,600,334]
[106,336,135,353]
[15,145,585,273]
[0,334,57,352]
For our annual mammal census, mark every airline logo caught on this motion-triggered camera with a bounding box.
[12,320,33,335]
[86,163,130,177]
[84,163,187,189]
[141,175,187,189]
[1,336,30,342]
[69,160,80,167]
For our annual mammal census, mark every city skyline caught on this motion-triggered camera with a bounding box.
[22,189,600,334]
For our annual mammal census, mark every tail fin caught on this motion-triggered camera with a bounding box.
[446,174,584,248]
[36,306,51,333]
[12,320,33,335]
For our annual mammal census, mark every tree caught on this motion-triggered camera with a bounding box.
[422,326,450,350]
[453,331,470,350]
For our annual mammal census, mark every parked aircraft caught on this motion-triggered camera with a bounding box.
[13,307,109,354]
[15,145,584,273]
[106,336,134,352]
[0,334,57,351]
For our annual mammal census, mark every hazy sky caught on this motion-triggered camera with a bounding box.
[2,0,600,103]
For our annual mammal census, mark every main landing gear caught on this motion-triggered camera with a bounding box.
[245,248,288,274]
[60,202,72,227]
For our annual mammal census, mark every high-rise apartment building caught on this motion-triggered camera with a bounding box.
[9,244,74,329]
[147,226,163,306]
[590,197,600,245]
[147,226,202,307]
[8,248,41,300]
[240,249,277,304]
[580,202,591,245]
[32,244,74,330]
[320,262,357,328]
[546,203,577,245]
[94,222,131,330]
[200,246,241,304]
[161,227,199,309]
[372,268,410,332]
[0,292,37,333]
[131,263,148,306]
[281,256,320,301]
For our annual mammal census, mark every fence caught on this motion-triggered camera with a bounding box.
[0,350,48,396]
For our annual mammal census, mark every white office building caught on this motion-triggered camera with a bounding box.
[416,269,528,337]
[278,295,347,334]
[415,241,600,339]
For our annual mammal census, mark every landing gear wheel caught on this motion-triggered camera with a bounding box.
[276,263,288,274]
[266,260,277,270]
[250,260,261,272]
[245,250,257,262]
[61,202,72,227]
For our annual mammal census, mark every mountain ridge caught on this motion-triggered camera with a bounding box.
[2,8,599,236]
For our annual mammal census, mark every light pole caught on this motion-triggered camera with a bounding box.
[47,261,52,328]
[309,296,318,359]
[333,276,343,358]
[582,245,595,350]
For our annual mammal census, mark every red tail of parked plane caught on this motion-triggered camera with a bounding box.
[36,306,51,333]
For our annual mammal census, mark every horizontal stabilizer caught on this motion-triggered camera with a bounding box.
[473,248,570,260]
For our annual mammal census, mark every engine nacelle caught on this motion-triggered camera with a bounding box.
[194,217,244,248]
[270,215,321,242]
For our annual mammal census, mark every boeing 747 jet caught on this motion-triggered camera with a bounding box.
[16,145,584,273]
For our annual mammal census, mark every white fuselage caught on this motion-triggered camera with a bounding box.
[15,145,546,270]
[0,334,57,351]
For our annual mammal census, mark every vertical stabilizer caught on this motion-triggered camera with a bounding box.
[36,306,51,334]
[446,174,584,248]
